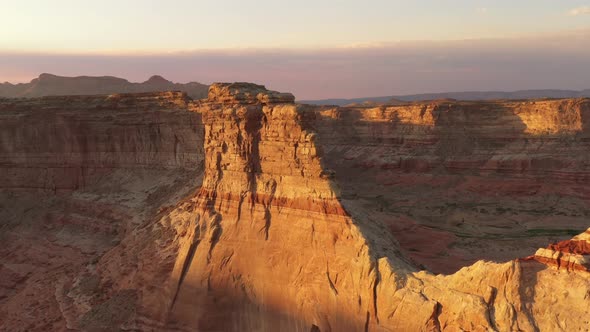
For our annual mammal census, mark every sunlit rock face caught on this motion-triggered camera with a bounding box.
[313,99,590,274]
[121,83,414,331]
[105,85,589,331]
[531,228,590,272]
[1,84,590,331]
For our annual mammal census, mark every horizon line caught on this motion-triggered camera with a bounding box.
[3,72,590,101]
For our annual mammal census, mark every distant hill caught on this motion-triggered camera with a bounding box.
[301,89,590,106]
[0,73,209,99]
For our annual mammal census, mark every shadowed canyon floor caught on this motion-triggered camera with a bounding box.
[1,85,589,331]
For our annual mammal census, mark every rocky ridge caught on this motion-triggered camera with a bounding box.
[0,73,209,99]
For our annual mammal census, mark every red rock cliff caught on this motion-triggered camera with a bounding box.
[93,84,590,331]
[0,92,205,331]
[2,85,590,331]
[0,92,203,191]
[313,100,590,273]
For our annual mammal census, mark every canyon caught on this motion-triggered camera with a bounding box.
[1,83,590,331]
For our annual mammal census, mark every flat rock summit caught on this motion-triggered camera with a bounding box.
[1,83,590,331]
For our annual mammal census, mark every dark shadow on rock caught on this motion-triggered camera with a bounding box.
[162,283,361,332]
[516,260,545,332]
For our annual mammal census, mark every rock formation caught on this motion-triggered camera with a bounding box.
[1,84,590,331]
[0,92,202,191]
[0,73,209,99]
[0,92,204,331]
[531,229,590,272]
[314,99,590,273]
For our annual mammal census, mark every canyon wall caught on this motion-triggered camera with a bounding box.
[0,92,205,331]
[314,100,590,273]
[89,84,590,331]
[1,84,590,331]
[0,92,203,191]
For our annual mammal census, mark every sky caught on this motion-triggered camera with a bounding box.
[1,0,590,99]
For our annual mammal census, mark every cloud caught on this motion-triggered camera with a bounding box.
[569,6,590,16]
[2,30,590,99]
[476,7,488,14]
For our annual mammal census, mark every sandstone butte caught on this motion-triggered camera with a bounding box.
[1,83,590,331]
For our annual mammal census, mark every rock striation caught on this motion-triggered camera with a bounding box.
[164,83,415,331]
[0,91,203,191]
[1,83,590,331]
[531,228,590,272]
[0,92,205,331]
[313,99,590,273]
[94,84,590,331]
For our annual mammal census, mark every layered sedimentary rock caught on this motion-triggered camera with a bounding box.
[0,92,203,191]
[0,92,204,331]
[83,84,590,331]
[531,228,590,272]
[314,100,590,273]
[2,84,590,331]
[165,84,416,331]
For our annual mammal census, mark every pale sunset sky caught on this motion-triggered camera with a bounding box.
[1,0,590,99]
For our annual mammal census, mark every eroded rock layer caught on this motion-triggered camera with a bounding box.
[98,85,590,331]
[313,100,590,273]
[531,228,590,272]
[0,92,202,191]
[0,92,205,331]
[1,85,590,331]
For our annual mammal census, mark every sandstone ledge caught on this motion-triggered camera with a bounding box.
[531,229,590,272]
[206,82,295,104]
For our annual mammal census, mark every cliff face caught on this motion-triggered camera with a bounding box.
[532,229,590,272]
[0,92,203,191]
[165,84,416,331]
[1,85,590,331]
[314,100,590,273]
[0,92,205,331]
[89,85,590,331]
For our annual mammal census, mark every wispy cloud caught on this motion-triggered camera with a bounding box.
[569,6,590,16]
[2,30,590,99]
[476,7,489,14]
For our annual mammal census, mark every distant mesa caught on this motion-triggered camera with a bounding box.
[0,73,208,99]
[145,75,170,84]
[304,89,590,106]
[4,74,590,105]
